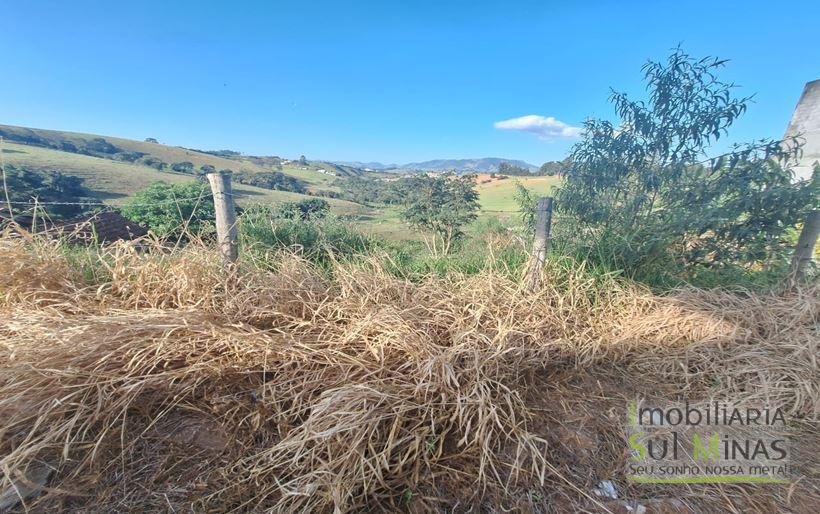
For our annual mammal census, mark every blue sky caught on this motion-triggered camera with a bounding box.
[1,0,818,165]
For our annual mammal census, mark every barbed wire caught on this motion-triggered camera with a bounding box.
[3,196,209,208]
[0,133,544,215]
[480,208,569,216]
[0,190,255,209]
[4,193,561,216]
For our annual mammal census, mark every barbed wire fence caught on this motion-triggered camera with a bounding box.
[1,190,254,209]
[0,150,561,276]
[1,136,16,223]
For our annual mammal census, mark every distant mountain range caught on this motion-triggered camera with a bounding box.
[335,161,399,171]
[335,157,538,173]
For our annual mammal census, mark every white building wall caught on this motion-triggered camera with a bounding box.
[785,79,820,181]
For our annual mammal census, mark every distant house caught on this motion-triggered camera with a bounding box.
[0,209,147,245]
[54,211,148,244]
[0,208,35,230]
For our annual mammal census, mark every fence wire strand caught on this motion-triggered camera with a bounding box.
[1,190,252,209]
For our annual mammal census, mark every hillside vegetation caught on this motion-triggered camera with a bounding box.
[0,140,364,214]
[2,124,555,230]
[0,123,343,189]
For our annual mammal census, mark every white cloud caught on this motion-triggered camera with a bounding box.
[493,114,582,139]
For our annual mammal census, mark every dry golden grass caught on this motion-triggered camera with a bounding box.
[0,230,817,512]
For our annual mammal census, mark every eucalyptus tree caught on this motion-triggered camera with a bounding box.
[557,48,817,277]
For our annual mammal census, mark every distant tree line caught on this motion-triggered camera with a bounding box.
[496,162,530,175]
[495,159,569,176]
[338,176,420,205]
[158,163,316,196]
[246,156,283,168]
[1,166,95,219]
[310,189,342,199]
[0,128,151,164]
[538,158,570,176]
[188,148,242,158]
[232,171,307,193]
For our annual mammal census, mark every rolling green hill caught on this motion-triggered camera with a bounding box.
[0,138,364,214]
[0,123,349,191]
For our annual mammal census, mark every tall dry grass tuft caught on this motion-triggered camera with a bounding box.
[0,230,79,309]
[0,231,817,512]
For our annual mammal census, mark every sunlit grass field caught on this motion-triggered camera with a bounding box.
[476,176,561,212]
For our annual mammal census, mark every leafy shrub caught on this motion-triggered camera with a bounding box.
[120,182,215,236]
[170,161,195,174]
[276,198,330,220]
[513,181,538,231]
[138,156,167,171]
[240,205,378,265]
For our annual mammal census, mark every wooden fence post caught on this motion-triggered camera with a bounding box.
[789,209,820,284]
[528,196,553,291]
[0,136,13,223]
[206,171,239,265]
